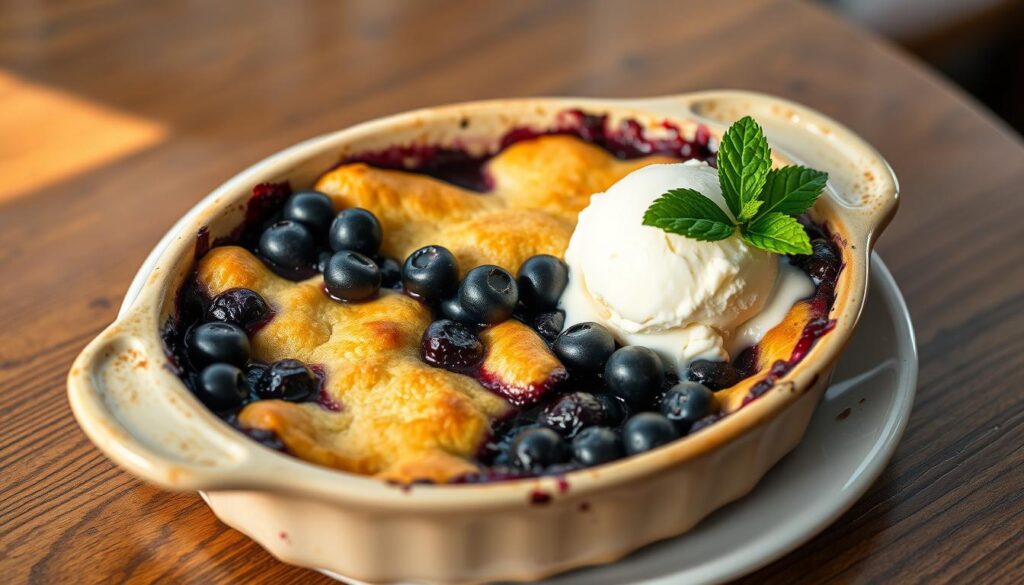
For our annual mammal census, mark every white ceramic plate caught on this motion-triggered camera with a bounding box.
[119,249,915,585]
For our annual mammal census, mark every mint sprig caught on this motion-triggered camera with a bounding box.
[642,116,827,255]
[642,188,735,241]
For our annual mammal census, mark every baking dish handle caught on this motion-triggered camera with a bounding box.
[635,90,899,247]
[67,313,268,492]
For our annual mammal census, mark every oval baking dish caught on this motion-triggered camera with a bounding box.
[68,91,898,584]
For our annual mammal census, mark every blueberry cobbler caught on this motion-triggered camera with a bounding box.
[163,112,842,484]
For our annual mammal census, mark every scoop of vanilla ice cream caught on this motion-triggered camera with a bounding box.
[561,161,810,374]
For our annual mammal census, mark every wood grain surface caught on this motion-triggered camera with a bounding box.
[2,1,1023,583]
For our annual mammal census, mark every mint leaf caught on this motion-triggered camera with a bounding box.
[738,199,763,222]
[717,116,772,219]
[757,165,828,218]
[741,212,812,254]
[641,116,827,257]
[643,188,736,241]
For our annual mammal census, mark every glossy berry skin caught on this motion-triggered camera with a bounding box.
[377,256,402,289]
[482,422,538,467]
[538,392,605,438]
[571,426,624,466]
[594,393,629,427]
[188,322,250,368]
[541,462,582,476]
[316,250,333,273]
[622,412,678,455]
[440,294,475,324]
[458,265,518,324]
[258,220,315,270]
[207,288,269,329]
[604,346,665,407]
[259,359,318,402]
[329,208,382,256]
[402,246,459,301]
[552,322,615,373]
[689,413,723,434]
[509,427,567,471]
[282,190,335,234]
[244,362,269,397]
[197,363,250,411]
[687,359,740,391]
[421,319,484,372]
[324,251,381,301]
[798,238,840,285]
[516,255,569,310]
[660,382,718,433]
[531,310,565,342]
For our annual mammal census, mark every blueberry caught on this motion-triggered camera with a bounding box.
[687,359,740,391]
[594,393,630,427]
[324,251,381,301]
[538,392,605,438]
[421,319,484,372]
[571,427,624,466]
[483,421,540,467]
[207,288,269,328]
[260,359,318,401]
[243,428,286,452]
[401,246,459,301]
[552,322,615,373]
[259,220,315,270]
[459,265,518,324]
[329,208,382,256]
[440,294,475,323]
[282,190,335,234]
[509,427,567,471]
[197,363,250,411]
[516,255,568,310]
[316,250,333,273]
[689,413,723,434]
[188,322,250,368]
[604,346,665,407]
[540,462,582,476]
[797,238,840,285]
[532,310,565,342]
[622,413,678,455]
[377,256,402,289]
[660,382,718,433]
[244,362,269,397]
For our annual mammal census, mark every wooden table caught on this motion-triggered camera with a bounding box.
[2,1,1022,583]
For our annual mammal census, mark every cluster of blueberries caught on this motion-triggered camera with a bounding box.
[204,189,744,476]
[404,249,571,373]
[469,225,844,477]
[185,288,319,413]
[388,240,733,475]
[479,320,734,477]
[256,190,561,329]
[256,190,397,298]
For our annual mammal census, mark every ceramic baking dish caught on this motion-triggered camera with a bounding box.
[68,91,898,584]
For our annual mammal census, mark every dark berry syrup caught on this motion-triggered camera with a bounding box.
[338,109,716,192]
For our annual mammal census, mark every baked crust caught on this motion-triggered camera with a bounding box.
[198,246,509,481]
[194,136,674,482]
[314,135,675,274]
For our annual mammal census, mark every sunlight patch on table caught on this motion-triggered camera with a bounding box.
[0,70,168,203]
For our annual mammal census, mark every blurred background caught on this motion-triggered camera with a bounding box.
[827,0,1024,132]
[1,0,1021,209]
